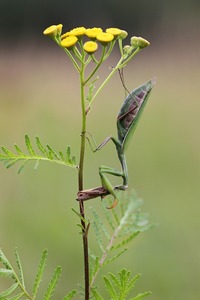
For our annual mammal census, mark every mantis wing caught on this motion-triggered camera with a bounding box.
[117,79,154,151]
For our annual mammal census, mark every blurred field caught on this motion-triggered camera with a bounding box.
[0,38,200,299]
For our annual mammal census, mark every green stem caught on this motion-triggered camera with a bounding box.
[86,56,124,112]
[84,46,106,85]
[78,61,90,300]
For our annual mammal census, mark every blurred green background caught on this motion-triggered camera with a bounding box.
[0,1,200,299]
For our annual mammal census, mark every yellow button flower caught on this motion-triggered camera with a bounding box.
[96,32,114,45]
[106,28,122,37]
[85,28,103,39]
[43,25,58,37]
[61,36,78,49]
[69,27,86,37]
[83,41,98,54]
[61,32,70,40]
[43,24,63,38]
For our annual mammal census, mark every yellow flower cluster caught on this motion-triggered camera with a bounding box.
[43,25,150,56]
[43,25,123,54]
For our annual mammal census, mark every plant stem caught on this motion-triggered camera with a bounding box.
[78,63,90,300]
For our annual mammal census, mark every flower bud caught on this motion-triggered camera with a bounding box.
[119,30,128,40]
[123,45,131,54]
[130,36,139,48]
[138,37,150,49]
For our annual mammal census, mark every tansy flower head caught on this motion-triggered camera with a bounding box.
[96,32,114,45]
[83,41,98,54]
[106,28,122,38]
[43,24,63,39]
[56,24,63,36]
[61,32,71,40]
[61,36,78,49]
[69,27,86,37]
[85,28,103,39]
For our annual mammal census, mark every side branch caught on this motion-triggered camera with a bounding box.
[77,184,128,201]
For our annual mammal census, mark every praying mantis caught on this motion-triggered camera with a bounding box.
[77,79,154,207]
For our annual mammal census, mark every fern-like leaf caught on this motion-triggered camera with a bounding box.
[44,266,62,300]
[102,248,127,266]
[89,191,151,289]
[0,249,72,300]
[0,135,78,173]
[102,269,151,300]
[103,275,118,300]
[8,292,24,299]
[130,291,151,300]
[0,268,14,277]
[63,289,77,300]
[15,249,25,288]
[32,249,48,298]
[90,287,104,300]
[25,134,36,156]
[0,283,18,298]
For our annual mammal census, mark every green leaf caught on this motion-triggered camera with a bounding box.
[102,248,127,266]
[89,255,100,282]
[15,249,25,288]
[44,266,62,300]
[111,232,139,251]
[130,291,151,300]
[0,283,18,298]
[103,275,118,300]
[5,159,19,169]
[63,289,77,300]
[36,136,47,156]
[25,134,36,156]
[46,145,60,160]
[90,288,104,300]
[14,144,24,156]
[0,268,14,277]
[71,155,76,166]
[0,136,77,172]
[59,150,65,161]
[17,160,28,174]
[66,146,70,161]
[32,249,48,298]
[1,146,15,157]
[8,292,24,300]
[0,249,12,270]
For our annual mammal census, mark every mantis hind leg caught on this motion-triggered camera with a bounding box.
[99,165,126,208]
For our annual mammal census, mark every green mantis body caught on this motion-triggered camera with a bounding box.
[95,80,154,207]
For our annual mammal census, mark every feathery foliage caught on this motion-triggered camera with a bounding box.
[102,269,151,300]
[0,249,77,300]
[89,191,151,290]
[0,135,77,173]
